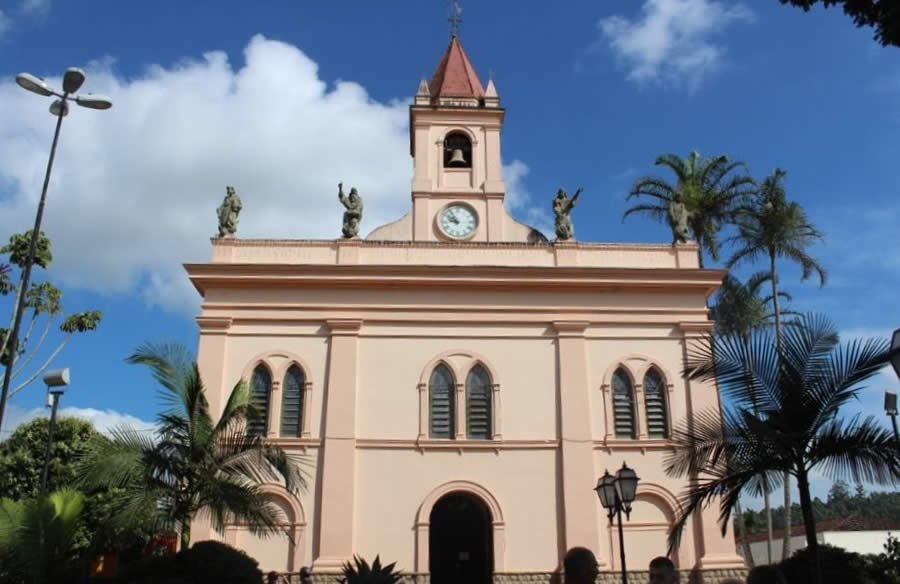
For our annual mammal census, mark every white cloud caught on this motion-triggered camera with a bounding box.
[503,160,552,237]
[0,35,536,315]
[0,10,11,37]
[597,0,753,90]
[4,403,156,435]
[21,0,48,15]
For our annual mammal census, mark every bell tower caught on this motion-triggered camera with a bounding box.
[409,35,507,242]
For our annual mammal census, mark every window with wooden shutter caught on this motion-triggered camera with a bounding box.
[280,365,304,437]
[466,364,492,440]
[429,364,455,439]
[248,365,271,437]
[612,368,636,439]
[644,368,668,438]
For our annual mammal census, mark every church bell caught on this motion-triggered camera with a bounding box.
[447,148,467,167]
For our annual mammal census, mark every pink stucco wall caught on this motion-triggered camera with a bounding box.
[186,239,744,575]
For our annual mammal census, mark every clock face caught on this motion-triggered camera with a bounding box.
[439,204,478,238]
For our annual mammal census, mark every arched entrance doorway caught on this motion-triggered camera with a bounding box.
[429,493,493,584]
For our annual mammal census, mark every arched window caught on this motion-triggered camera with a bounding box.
[280,365,305,437]
[429,364,456,439]
[643,368,668,438]
[466,364,492,440]
[443,132,472,168]
[248,365,271,436]
[612,368,636,439]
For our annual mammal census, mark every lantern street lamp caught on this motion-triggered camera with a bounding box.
[595,462,640,584]
[0,70,111,433]
[40,367,70,493]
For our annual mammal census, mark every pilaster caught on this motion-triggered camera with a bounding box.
[314,319,363,571]
[553,321,604,566]
[192,315,233,543]
[678,321,745,570]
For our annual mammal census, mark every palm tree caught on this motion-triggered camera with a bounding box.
[710,272,784,566]
[0,488,86,584]
[665,314,900,584]
[726,168,826,557]
[75,342,308,551]
[623,151,755,267]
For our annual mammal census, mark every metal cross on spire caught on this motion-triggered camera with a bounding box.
[448,1,463,38]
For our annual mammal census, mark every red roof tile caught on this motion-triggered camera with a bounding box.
[429,36,485,102]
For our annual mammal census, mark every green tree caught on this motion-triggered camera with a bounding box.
[75,342,310,551]
[779,1,900,47]
[0,417,154,565]
[666,314,900,584]
[623,151,755,267]
[726,168,827,558]
[0,488,86,584]
[0,231,102,430]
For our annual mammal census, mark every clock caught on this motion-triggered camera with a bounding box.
[439,204,478,239]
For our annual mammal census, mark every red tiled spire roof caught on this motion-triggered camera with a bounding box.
[428,36,485,102]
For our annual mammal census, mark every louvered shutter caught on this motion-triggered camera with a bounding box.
[466,365,492,440]
[280,365,304,437]
[644,368,668,438]
[612,368,636,439]
[429,364,455,439]
[248,365,271,436]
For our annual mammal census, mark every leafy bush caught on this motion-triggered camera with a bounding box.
[866,534,900,584]
[779,544,879,584]
[115,540,261,584]
[338,555,403,584]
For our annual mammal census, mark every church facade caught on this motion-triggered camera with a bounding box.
[186,35,746,583]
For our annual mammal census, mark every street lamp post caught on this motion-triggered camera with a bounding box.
[0,70,111,433]
[39,367,70,494]
[890,329,900,380]
[885,391,899,441]
[595,462,640,584]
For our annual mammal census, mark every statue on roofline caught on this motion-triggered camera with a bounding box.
[667,192,692,245]
[338,182,363,239]
[216,185,242,238]
[553,186,583,241]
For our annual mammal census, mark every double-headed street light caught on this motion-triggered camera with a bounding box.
[0,69,111,433]
[595,462,640,584]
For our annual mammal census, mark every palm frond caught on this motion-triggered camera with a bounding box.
[74,426,155,490]
[809,415,900,485]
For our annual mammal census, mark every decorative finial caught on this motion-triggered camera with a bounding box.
[448,1,462,38]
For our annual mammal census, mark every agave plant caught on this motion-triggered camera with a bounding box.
[338,555,403,584]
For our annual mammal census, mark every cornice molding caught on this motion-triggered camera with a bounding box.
[186,263,725,296]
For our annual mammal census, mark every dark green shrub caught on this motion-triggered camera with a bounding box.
[115,540,261,584]
[779,543,878,584]
[338,555,402,584]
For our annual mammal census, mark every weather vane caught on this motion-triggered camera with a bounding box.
[448,1,462,38]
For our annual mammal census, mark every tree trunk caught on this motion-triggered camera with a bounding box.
[734,498,755,568]
[180,514,191,552]
[743,335,773,566]
[797,469,823,584]
[769,252,792,560]
[769,252,782,350]
[763,486,774,564]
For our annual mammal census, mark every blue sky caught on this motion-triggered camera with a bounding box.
[1,0,899,504]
